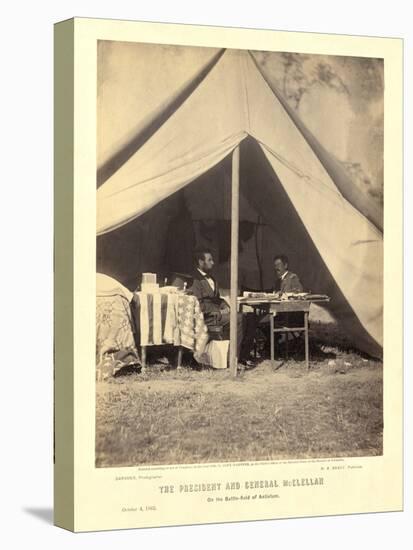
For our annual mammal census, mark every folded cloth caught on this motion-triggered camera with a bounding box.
[134,292,173,346]
[96,349,140,381]
[137,292,150,346]
[164,294,177,343]
[96,295,140,377]
[131,293,208,353]
[175,295,209,354]
[152,292,162,345]
[194,340,229,369]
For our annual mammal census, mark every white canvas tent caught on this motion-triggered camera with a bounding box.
[97,47,383,359]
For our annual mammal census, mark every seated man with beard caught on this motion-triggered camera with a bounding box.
[190,247,257,367]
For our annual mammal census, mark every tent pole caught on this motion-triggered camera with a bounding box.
[230,145,240,377]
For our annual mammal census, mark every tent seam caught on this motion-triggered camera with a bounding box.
[241,52,251,133]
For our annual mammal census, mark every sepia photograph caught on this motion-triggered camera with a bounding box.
[95,40,383,468]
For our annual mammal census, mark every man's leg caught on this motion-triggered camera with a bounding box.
[221,311,257,362]
[239,312,258,362]
[221,311,244,357]
[237,312,245,358]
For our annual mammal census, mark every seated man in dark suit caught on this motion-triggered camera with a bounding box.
[273,254,303,293]
[272,254,304,346]
[190,248,256,366]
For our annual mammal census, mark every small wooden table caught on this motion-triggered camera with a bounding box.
[269,300,310,367]
[238,297,329,369]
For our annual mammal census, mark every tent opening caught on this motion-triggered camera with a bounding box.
[97,135,381,357]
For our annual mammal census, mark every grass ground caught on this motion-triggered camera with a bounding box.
[96,318,382,467]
